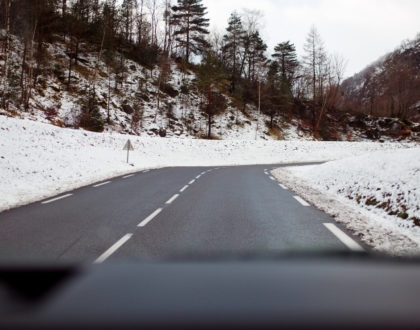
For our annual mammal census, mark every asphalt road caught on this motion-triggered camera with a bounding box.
[0,165,365,263]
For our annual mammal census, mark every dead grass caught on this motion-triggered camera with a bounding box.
[74,64,93,79]
[268,126,285,140]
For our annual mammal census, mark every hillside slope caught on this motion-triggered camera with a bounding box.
[1,32,420,141]
[341,33,420,122]
[0,33,313,141]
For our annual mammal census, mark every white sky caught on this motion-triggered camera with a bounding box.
[202,0,420,77]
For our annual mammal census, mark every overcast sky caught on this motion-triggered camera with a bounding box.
[202,0,420,77]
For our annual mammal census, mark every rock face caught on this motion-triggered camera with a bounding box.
[121,104,134,115]
[159,128,167,138]
[390,122,403,135]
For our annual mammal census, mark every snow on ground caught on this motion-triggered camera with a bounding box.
[272,148,420,256]
[0,115,415,213]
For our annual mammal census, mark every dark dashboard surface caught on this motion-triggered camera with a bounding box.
[1,254,420,329]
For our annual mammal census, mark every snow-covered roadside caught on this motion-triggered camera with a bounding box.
[0,115,415,213]
[272,148,420,255]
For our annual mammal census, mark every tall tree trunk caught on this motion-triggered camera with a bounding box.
[20,38,28,106]
[91,25,106,94]
[138,0,144,45]
[186,16,190,63]
[24,19,37,111]
[62,0,67,16]
[74,38,79,65]
[207,114,212,138]
[1,0,11,110]
[312,42,317,132]
[67,35,73,90]
[107,65,111,124]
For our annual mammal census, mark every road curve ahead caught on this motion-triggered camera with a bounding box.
[0,164,364,263]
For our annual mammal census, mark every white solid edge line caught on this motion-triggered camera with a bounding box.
[93,181,111,188]
[143,170,150,173]
[293,196,310,206]
[189,179,196,184]
[138,208,162,227]
[269,176,275,181]
[279,184,288,190]
[122,174,135,179]
[180,185,189,193]
[323,223,364,252]
[94,233,133,264]
[166,194,180,204]
[41,194,73,204]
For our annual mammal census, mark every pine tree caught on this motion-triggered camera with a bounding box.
[171,0,210,63]
[121,0,137,43]
[222,11,244,91]
[244,31,266,82]
[272,41,298,90]
[1,0,11,110]
[196,51,229,138]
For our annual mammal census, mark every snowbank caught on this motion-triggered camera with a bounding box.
[0,115,414,212]
[273,148,420,255]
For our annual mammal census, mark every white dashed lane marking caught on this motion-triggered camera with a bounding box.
[41,194,73,204]
[165,194,179,205]
[180,185,189,193]
[94,233,133,263]
[138,208,163,227]
[324,223,364,252]
[93,181,111,188]
[293,196,310,206]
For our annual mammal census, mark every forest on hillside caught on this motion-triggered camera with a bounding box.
[341,34,420,122]
[0,0,419,140]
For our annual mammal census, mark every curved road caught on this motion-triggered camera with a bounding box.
[0,164,364,263]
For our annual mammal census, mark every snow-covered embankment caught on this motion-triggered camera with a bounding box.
[273,148,420,255]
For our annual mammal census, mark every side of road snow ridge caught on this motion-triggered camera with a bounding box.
[273,148,420,256]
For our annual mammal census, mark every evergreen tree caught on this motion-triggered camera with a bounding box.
[171,0,210,63]
[272,41,298,90]
[197,51,229,138]
[261,61,282,128]
[121,0,137,43]
[78,88,105,132]
[222,11,245,91]
[244,31,267,82]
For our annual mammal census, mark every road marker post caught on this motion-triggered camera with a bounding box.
[123,139,134,163]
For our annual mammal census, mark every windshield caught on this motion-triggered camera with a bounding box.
[0,0,419,265]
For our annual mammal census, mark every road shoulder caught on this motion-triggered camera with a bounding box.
[272,167,420,256]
